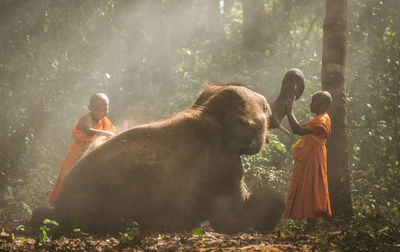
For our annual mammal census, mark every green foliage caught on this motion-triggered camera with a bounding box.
[314,208,400,251]
[119,220,140,248]
[242,133,293,194]
[191,227,204,238]
[73,228,92,240]
[192,227,212,249]
[36,219,59,244]
[0,229,15,244]
[118,220,156,249]
[37,226,47,244]
[280,219,307,235]
[0,0,399,249]
[140,236,157,250]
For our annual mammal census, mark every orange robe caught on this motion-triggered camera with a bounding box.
[47,116,115,205]
[282,113,332,219]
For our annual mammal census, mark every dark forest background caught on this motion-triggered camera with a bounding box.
[0,0,399,249]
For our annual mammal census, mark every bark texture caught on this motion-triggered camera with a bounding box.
[321,0,353,220]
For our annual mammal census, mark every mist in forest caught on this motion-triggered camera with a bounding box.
[2,1,400,249]
[1,0,324,206]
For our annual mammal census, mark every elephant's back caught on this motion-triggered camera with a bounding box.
[54,116,210,230]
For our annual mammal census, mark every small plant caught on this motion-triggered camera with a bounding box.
[19,237,28,243]
[0,228,15,243]
[191,227,204,239]
[36,219,59,243]
[191,227,212,249]
[73,228,93,240]
[141,236,156,249]
[119,220,140,248]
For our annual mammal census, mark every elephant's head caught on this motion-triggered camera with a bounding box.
[269,68,305,132]
[193,84,270,155]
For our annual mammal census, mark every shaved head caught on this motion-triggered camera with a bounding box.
[313,90,332,108]
[90,93,109,106]
[88,93,110,120]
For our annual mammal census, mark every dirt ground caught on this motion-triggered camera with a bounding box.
[0,218,318,251]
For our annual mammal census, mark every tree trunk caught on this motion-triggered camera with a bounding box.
[206,0,224,62]
[321,0,353,220]
[223,0,234,14]
[242,0,265,52]
[207,0,223,39]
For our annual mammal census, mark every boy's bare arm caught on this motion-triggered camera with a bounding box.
[87,128,116,137]
[284,98,312,135]
[77,112,94,135]
[77,112,115,137]
[286,113,312,135]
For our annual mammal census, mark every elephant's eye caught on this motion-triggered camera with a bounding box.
[264,104,270,114]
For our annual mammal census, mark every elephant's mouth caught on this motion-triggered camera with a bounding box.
[238,148,247,155]
[239,147,261,155]
[238,139,264,155]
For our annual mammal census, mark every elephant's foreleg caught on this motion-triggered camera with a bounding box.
[242,188,285,232]
[208,193,247,233]
[209,187,285,233]
[208,178,250,233]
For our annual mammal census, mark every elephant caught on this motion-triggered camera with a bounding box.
[34,68,305,234]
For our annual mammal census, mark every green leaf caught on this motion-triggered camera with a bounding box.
[202,241,211,248]
[38,227,47,243]
[43,219,59,226]
[191,227,204,238]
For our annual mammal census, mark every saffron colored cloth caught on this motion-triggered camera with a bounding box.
[282,113,332,219]
[47,116,115,205]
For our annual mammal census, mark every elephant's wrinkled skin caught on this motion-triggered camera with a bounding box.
[41,69,304,233]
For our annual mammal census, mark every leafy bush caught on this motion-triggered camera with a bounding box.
[119,220,140,248]
[242,133,293,194]
[36,219,59,244]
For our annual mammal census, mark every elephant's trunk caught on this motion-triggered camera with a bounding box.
[269,68,305,131]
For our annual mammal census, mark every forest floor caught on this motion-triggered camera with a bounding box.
[0,217,322,251]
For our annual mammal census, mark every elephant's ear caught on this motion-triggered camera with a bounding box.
[194,86,245,120]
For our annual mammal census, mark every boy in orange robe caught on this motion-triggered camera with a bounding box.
[47,93,116,205]
[282,91,332,231]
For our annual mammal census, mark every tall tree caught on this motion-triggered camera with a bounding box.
[242,0,265,52]
[206,0,224,62]
[321,0,353,220]
[223,0,234,14]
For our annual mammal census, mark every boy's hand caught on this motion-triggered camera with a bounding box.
[102,131,116,137]
[284,98,293,114]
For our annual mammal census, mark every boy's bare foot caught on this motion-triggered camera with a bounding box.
[305,218,316,233]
